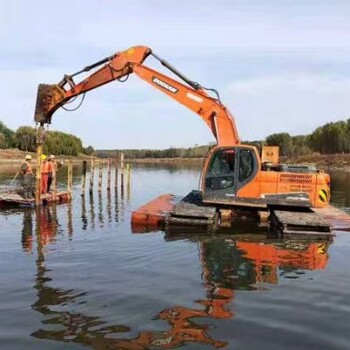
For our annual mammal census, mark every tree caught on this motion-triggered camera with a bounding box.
[14,126,36,152]
[14,127,84,156]
[266,133,293,156]
[0,133,5,148]
[0,121,15,147]
[84,145,95,155]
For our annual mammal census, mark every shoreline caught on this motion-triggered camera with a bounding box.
[1,149,350,172]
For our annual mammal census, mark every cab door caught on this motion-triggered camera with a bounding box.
[204,148,237,196]
[204,147,258,197]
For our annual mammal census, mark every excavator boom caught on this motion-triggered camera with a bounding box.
[34,46,240,146]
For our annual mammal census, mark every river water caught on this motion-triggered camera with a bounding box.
[0,164,349,350]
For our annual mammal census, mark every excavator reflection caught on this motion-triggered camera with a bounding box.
[22,207,332,349]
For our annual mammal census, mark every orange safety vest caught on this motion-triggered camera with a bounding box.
[47,161,54,173]
[41,161,50,174]
[21,161,32,174]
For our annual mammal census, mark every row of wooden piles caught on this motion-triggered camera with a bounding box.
[81,154,131,196]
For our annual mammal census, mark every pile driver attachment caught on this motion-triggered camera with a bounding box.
[34,84,65,125]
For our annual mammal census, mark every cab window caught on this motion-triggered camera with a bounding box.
[239,149,254,182]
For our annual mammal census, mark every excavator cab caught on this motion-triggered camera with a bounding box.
[203,146,259,197]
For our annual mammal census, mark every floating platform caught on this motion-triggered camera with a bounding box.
[0,191,69,208]
[131,190,344,239]
[131,194,181,232]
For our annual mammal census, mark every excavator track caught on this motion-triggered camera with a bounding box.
[164,191,333,238]
[269,209,333,239]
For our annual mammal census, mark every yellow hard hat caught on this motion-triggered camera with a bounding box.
[41,154,47,161]
[25,155,32,160]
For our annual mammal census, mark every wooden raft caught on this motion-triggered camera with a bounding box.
[0,192,69,208]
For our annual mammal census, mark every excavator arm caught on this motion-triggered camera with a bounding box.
[34,46,240,146]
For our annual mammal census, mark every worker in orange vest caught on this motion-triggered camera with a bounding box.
[47,155,55,193]
[20,155,34,198]
[41,154,49,194]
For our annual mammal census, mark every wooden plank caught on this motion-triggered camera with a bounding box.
[273,210,329,227]
[167,217,212,226]
[171,202,216,218]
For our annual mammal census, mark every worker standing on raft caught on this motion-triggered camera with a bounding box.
[47,155,63,193]
[19,155,34,199]
[41,154,49,194]
[47,155,55,193]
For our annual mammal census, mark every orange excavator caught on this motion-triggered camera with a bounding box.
[34,45,330,218]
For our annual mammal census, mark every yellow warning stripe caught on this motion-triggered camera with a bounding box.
[319,189,328,203]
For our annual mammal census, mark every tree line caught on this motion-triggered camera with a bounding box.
[0,122,93,156]
[1,117,350,158]
[96,118,350,159]
[93,144,214,159]
[266,118,350,157]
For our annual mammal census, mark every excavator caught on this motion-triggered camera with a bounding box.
[33,45,332,234]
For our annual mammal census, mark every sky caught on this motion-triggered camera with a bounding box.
[1,0,350,149]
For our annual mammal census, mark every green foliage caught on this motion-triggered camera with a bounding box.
[266,133,312,157]
[44,131,83,156]
[0,121,15,147]
[266,133,293,156]
[83,145,95,155]
[2,117,350,158]
[13,126,83,156]
[308,119,350,154]
[0,133,5,149]
[14,126,36,152]
[94,144,214,159]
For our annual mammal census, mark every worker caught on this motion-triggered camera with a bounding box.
[41,154,49,194]
[47,155,55,193]
[19,155,34,199]
[47,155,63,192]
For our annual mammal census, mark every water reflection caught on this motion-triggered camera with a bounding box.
[98,192,104,225]
[196,237,330,288]
[67,202,73,237]
[89,192,96,230]
[107,188,112,223]
[81,194,88,230]
[21,209,33,254]
[30,207,129,344]
[114,188,120,223]
[24,205,332,349]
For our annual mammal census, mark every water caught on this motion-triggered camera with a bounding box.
[0,164,350,350]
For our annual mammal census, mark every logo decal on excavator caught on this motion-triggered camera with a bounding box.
[152,77,178,93]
